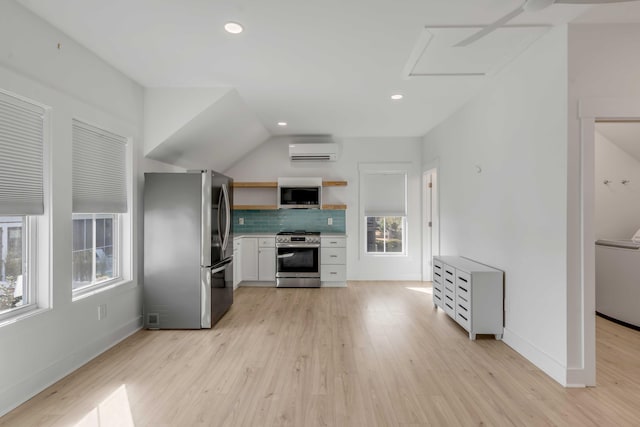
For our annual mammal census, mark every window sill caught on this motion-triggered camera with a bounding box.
[0,306,51,328]
[72,278,135,302]
[364,253,408,257]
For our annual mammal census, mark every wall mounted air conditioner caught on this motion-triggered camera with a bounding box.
[289,143,338,162]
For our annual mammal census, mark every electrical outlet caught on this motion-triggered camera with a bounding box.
[327,217,333,225]
[98,304,107,320]
[239,217,244,225]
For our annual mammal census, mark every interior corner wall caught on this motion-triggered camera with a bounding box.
[422,26,569,384]
[224,136,424,281]
[594,132,640,240]
[567,23,640,372]
[0,1,145,416]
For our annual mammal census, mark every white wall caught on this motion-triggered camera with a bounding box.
[143,87,230,154]
[0,1,149,416]
[594,131,640,240]
[422,27,569,383]
[567,23,640,376]
[225,136,424,281]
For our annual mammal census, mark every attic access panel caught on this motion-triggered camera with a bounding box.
[403,25,551,78]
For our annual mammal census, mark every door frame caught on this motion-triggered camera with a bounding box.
[422,166,439,282]
[575,97,640,386]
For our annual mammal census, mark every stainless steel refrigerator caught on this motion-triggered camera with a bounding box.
[143,170,233,329]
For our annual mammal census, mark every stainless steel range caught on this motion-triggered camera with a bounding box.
[275,231,320,287]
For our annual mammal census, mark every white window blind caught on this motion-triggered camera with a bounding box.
[72,120,128,213]
[0,91,45,216]
[362,172,407,217]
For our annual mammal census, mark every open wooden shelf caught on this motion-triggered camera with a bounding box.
[231,181,277,188]
[322,181,348,187]
[233,205,278,210]
[232,180,347,188]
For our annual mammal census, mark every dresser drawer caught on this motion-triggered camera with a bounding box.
[321,247,346,265]
[456,308,470,331]
[443,293,456,317]
[258,237,275,248]
[321,264,346,281]
[444,265,455,282]
[321,237,346,248]
[432,283,443,307]
[456,272,471,302]
[433,263,443,284]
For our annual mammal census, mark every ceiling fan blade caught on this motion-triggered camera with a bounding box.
[557,0,640,3]
[454,5,526,47]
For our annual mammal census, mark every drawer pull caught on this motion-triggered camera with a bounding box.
[434,272,441,277]
[458,313,468,322]
[435,264,442,270]
[458,295,468,303]
[446,279,453,284]
[434,295,441,301]
[445,269,453,275]
[330,255,338,258]
[445,295,453,302]
[445,303,454,310]
[457,304,468,312]
[330,272,337,275]
[458,286,468,293]
[458,276,468,283]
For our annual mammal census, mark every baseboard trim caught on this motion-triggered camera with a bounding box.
[502,327,568,387]
[0,315,143,417]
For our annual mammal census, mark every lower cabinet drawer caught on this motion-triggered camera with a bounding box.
[321,247,346,264]
[321,264,346,281]
[443,293,455,317]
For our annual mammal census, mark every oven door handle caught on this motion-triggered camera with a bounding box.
[277,253,296,259]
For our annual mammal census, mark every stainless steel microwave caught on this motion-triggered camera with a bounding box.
[277,177,322,209]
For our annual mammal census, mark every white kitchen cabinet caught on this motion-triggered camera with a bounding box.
[233,238,242,290]
[433,256,504,340]
[238,235,275,285]
[321,235,347,286]
[240,237,258,281]
[258,238,276,281]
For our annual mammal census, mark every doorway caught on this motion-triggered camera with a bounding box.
[422,168,439,282]
[577,98,640,386]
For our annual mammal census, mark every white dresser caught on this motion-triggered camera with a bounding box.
[433,256,504,340]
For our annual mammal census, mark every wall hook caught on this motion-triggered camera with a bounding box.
[622,180,631,185]
[603,180,611,185]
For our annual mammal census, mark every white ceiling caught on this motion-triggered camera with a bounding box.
[15,0,640,139]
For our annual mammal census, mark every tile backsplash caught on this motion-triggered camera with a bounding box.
[233,209,346,233]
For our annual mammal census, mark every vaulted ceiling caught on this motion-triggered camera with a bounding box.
[16,0,640,145]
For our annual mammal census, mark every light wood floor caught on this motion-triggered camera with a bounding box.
[2,282,640,426]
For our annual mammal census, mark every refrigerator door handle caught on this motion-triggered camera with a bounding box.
[217,185,224,251]
[201,172,212,267]
[211,256,233,273]
[221,183,231,253]
[210,264,229,274]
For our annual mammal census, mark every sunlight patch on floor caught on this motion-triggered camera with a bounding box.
[75,384,134,427]
[406,287,432,295]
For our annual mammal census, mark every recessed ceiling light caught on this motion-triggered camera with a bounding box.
[277,122,288,127]
[391,94,404,100]
[224,22,243,34]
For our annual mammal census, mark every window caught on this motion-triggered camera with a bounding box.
[0,89,46,321]
[360,164,408,255]
[0,217,26,314]
[72,120,128,295]
[366,216,405,253]
[72,214,118,291]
